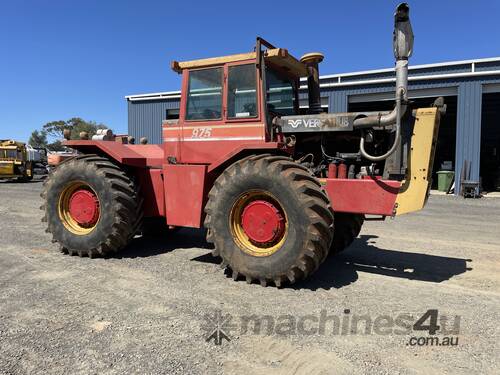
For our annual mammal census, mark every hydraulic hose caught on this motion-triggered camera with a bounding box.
[358,89,404,162]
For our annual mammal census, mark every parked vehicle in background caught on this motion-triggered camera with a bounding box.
[0,140,36,181]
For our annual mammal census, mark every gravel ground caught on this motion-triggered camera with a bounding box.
[0,179,499,374]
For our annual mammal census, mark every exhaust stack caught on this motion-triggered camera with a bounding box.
[393,2,413,104]
[352,2,414,161]
[300,52,324,114]
[354,2,413,130]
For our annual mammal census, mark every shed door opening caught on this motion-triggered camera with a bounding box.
[481,93,500,192]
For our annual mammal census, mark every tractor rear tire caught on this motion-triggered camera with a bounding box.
[41,154,142,257]
[204,155,334,287]
[331,213,364,255]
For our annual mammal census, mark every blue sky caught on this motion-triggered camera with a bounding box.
[1,0,499,142]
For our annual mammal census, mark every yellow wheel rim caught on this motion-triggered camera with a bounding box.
[229,190,288,257]
[58,181,100,235]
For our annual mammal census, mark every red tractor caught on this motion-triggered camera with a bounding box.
[41,4,443,286]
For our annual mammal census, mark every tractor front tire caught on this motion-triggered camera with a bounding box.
[204,155,334,287]
[41,155,142,257]
[331,213,364,254]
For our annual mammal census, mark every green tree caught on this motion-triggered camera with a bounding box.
[28,130,48,148]
[42,117,108,140]
[42,120,67,139]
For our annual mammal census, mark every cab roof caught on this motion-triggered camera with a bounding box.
[171,48,308,77]
[0,140,25,149]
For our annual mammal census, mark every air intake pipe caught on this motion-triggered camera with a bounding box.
[300,52,324,115]
[353,3,414,161]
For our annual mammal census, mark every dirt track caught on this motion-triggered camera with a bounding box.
[0,179,499,374]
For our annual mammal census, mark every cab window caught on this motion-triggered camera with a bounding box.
[6,150,17,159]
[186,68,223,120]
[266,68,297,116]
[227,64,257,119]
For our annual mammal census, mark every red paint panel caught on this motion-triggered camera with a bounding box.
[64,140,164,167]
[136,169,165,217]
[162,122,181,162]
[325,178,401,216]
[178,125,266,165]
[164,164,207,228]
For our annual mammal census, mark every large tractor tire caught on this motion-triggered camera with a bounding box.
[204,155,334,287]
[41,154,142,257]
[330,213,364,255]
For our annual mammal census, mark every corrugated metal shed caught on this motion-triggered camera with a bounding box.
[128,99,179,144]
[126,56,500,194]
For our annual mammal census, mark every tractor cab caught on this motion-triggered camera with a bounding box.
[167,40,306,164]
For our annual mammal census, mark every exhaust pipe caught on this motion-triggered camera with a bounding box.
[394,2,413,105]
[354,3,413,129]
[301,52,324,115]
[353,3,414,161]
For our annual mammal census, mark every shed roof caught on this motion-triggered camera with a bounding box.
[126,56,500,102]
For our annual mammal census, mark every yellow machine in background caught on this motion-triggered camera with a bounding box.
[0,140,34,181]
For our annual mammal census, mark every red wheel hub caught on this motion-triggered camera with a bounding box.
[68,189,100,227]
[241,200,285,245]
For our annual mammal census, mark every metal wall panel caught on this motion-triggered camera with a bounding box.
[476,60,500,72]
[323,80,464,113]
[328,91,348,112]
[337,64,471,83]
[483,83,500,93]
[128,99,180,144]
[348,86,458,103]
[456,81,482,188]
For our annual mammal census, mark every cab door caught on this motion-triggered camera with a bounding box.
[178,61,266,165]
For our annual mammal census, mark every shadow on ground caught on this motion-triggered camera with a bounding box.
[118,228,212,259]
[119,229,472,290]
[291,235,472,290]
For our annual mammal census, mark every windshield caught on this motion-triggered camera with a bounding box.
[186,68,223,121]
[265,68,297,116]
[0,148,21,160]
